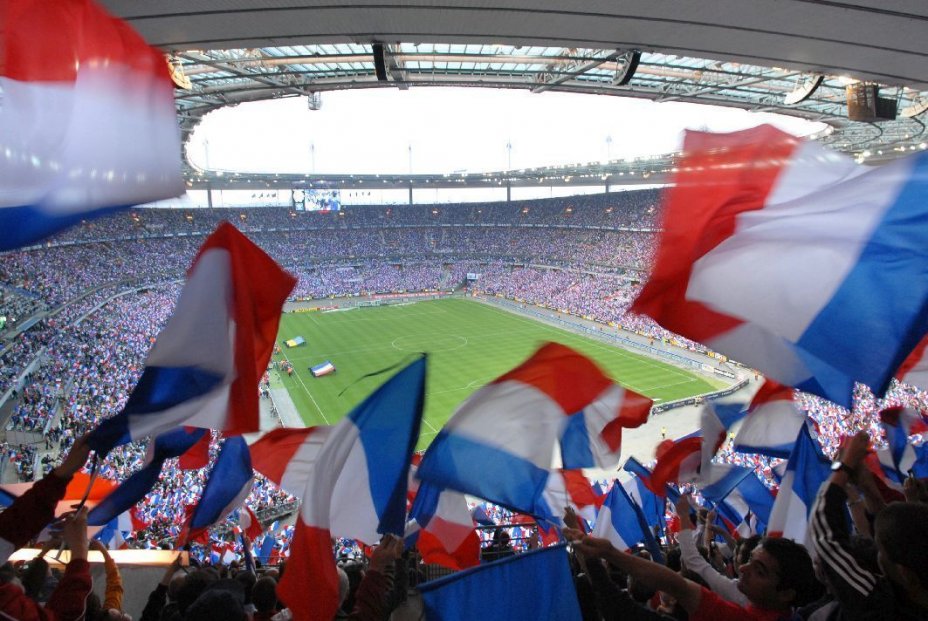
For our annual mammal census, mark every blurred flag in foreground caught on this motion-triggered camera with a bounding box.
[417,343,650,524]
[274,358,425,621]
[0,0,183,250]
[632,125,928,408]
[88,223,296,454]
[419,544,582,621]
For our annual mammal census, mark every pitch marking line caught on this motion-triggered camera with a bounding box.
[280,349,329,425]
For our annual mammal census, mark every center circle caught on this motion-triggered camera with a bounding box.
[391,334,468,353]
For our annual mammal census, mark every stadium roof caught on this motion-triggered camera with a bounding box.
[104,1,928,189]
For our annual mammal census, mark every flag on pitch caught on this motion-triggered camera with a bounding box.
[406,481,480,571]
[0,0,183,250]
[88,427,207,526]
[767,424,830,545]
[734,380,806,458]
[272,358,424,621]
[419,544,582,621]
[181,436,254,544]
[592,482,663,563]
[631,124,928,408]
[88,223,296,454]
[417,343,648,524]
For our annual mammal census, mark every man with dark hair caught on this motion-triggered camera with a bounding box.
[567,526,821,620]
[811,431,928,619]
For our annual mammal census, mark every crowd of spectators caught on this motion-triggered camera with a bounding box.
[3,191,928,621]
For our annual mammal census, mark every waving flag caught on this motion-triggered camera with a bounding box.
[650,435,702,492]
[420,544,582,621]
[632,125,928,407]
[876,407,928,487]
[722,473,776,535]
[406,482,480,571]
[733,380,806,458]
[276,357,425,621]
[237,506,264,540]
[767,424,830,545]
[88,427,207,526]
[250,426,332,499]
[559,385,652,469]
[88,223,296,454]
[417,343,642,523]
[540,469,602,526]
[593,482,663,563]
[0,0,183,250]
[896,334,928,391]
[181,437,254,544]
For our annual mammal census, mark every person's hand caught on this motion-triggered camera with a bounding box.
[61,507,89,561]
[706,508,717,524]
[839,431,870,470]
[564,528,615,560]
[160,553,184,585]
[563,506,582,531]
[369,534,403,573]
[53,434,91,479]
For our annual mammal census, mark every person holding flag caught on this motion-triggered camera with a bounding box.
[566,525,821,621]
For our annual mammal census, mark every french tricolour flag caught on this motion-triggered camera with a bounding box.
[0,0,183,250]
[88,223,296,455]
[182,437,254,545]
[251,358,425,621]
[88,426,207,527]
[417,343,651,523]
[734,379,806,458]
[897,335,928,392]
[406,481,480,571]
[592,482,663,562]
[876,407,928,487]
[632,125,928,407]
[767,424,831,546]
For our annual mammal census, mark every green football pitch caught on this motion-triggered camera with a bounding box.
[272,298,722,449]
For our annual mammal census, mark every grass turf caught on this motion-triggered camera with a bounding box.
[272,298,721,450]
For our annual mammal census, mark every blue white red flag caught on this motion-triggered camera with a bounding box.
[650,434,702,492]
[269,358,425,621]
[406,481,480,571]
[559,384,652,469]
[87,223,296,454]
[237,505,264,540]
[734,380,807,458]
[88,426,207,526]
[896,334,928,392]
[876,407,928,487]
[632,125,928,407]
[540,469,602,526]
[419,544,582,621]
[721,472,775,535]
[417,343,647,523]
[0,0,183,250]
[181,436,254,544]
[767,424,831,545]
[592,482,663,563]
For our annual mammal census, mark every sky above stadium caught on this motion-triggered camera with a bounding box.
[188,87,825,176]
